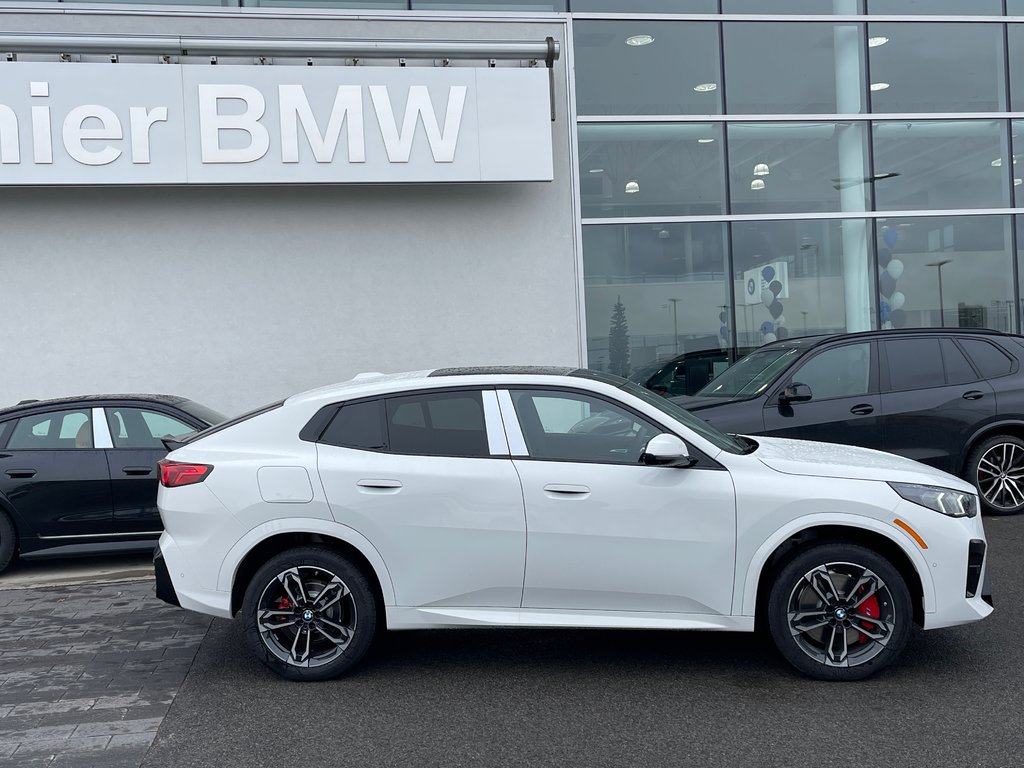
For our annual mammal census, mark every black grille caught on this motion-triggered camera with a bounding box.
[966,539,986,598]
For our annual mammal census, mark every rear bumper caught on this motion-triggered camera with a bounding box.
[153,546,180,608]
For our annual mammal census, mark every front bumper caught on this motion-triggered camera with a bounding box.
[153,546,180,607]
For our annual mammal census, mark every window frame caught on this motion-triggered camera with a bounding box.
[2,408,96,451]
[768,340,879,405]
[102,406,200,450]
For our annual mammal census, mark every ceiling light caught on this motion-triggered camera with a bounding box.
[992,158,1003,167]
[870,82,890,92]
[1015,178,1022,187]
[698,138,715,144]
[625,34,655,47]
[753,162,770,177]
[625,180,640,194]
[693,83,718,93]
[868,36,889,48]
[588,168,604,173]
[750,179,765,191]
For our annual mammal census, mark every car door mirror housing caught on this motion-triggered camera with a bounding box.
[779,383,813,404]
[641,434,696,468]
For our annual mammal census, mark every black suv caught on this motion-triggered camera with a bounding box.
[671,328,1024,516]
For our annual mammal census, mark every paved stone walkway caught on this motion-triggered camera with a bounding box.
[0,581,211,767]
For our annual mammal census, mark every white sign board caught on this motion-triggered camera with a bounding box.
[0,62,554,185]
[742,261,790,305]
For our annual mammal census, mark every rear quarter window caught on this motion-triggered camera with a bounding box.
[959,339,1014,378]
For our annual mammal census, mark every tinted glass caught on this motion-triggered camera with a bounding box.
[412,0,565,8]
[723,23,865,114]
[789,343,872,400]
[724,0,862,10]
[321,401,385,451]
[510,389,659,464]
[385,392,489,457]
[728,123,869,215]
[869,0,1001,11]
[7,409,93,450]
[872,121,1009,211]
[1011,120,1024,205]
[245,0,402,5]
[940,338,978,385]
[868,24,1005,113]
[574,21,721,115]
[960,339,1014,378]
[106,408,194,449]
[573,0,716,9]
[579,123,724,218]
[885,338,944,391]
[698,347,801,398]
[1009,26,1024,111]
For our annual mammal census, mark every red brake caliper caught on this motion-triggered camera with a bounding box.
[275,597,293,621]
[857,593,880,643]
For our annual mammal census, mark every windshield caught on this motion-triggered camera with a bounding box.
[179,400,229,427]
[696,347,800,399]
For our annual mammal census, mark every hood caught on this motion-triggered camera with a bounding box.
[671,394,743,412]
[751,435,977,492]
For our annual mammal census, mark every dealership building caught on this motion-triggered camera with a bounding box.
[2,0,1024,413]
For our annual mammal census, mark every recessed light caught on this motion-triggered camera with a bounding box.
[698,138,715,144]
[750,179,765,191]
[589,168,604,174]
[693,83,718,93]
[868,36,889,48]
[992,158,1004,167]
[870,82,890,92]
[753,162,770,177]
[625,34,655,47]
[625,180,640,194]
[1015,178,1022,187]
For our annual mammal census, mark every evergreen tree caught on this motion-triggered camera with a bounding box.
[608,296,631,377]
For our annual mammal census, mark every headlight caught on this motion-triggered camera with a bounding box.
[888,482,978,518]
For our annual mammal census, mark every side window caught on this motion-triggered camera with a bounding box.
[959,339,1014,378]
[940,338,979,385]
[789,343,872,400]
[510,389,660,464]
[385,391,489,458]
[884,338,944,392]
[7,409,93,450]
[105,408,194,449]
[320,400,386,451]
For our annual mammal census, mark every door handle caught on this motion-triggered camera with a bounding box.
[543,483,591,496]
[356,479,403,493]
[962,390,985,401]
[5,469,36,479]
[850,404,874,415]
[122,466,154,476]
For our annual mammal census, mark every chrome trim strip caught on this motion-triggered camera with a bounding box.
[495,390,528,457]
[92,407,113,450]
[571,13,1016,22]
[38,531,162,540]
[481,390,509,457]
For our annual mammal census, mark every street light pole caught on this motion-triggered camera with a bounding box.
[668,298,681,354]
[926,259,952,328]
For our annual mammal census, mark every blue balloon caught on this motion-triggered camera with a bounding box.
[720,324,729,337]
[879,271,896,299]
[883,228,898,248]
[761,265,776,281]
[880,301,891,322]
[776,327,790,340]
[878,248,892,268]
[760,321,775,334]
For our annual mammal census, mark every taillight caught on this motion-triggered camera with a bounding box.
[159,460,213,488]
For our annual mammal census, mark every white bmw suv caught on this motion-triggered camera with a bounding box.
[154,367,993,682]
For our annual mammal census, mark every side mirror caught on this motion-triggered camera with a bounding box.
[641,434,696,468]
[779,382,813,404]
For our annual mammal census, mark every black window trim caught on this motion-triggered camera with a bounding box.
[954,336,1018,380]
[767,340,879,405]
[2,407,97,451]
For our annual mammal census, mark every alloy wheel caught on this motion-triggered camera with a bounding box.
[976,442,1024,512]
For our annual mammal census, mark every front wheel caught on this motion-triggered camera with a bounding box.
[241,546,378,681]
[966,434,1024,516]
[767,543,912,681]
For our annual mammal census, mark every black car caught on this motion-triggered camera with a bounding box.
[0,395,225,573]
[629,347,753,397]
[671,328,1024,516]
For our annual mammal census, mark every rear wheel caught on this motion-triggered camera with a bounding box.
[966,434,1024,516]
[767,543,912,681]
[0,511,15,574]
[241,546,377,681]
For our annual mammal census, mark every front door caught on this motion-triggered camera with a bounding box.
[501,388,736,616]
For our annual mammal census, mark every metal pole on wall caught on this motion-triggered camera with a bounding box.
[669,298,681,354]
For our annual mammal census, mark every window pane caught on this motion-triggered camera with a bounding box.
[723,23,865,114]
[724,0,863,11]
[510,389,659,463]
[321,401,385,450]
[868,24,1005,113]
[413,0,565,8]
[247,0,402,6]
[583,223,729,376]
[885,338,945,391]
[574,21,721,115]
[7,410,92,450]
[940,338,979,385]
[732,219,875,347]
[728,123,869,215]
[790,343,872,400]
[872,121,1009,211]
[869,0,1002,12]
[140,412,196,440]
[386,392,489,457]
[959,338,1014,377]
[580,124,724,218]
[572,0,715,9]
[105,408,194,448]
[877,216,1015,332]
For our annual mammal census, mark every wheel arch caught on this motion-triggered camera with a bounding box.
[960,420,1024,476]
[745,519,930,628]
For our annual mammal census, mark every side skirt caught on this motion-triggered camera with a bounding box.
[386,606,755,632]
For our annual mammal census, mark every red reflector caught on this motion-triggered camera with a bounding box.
[158,460,213,488]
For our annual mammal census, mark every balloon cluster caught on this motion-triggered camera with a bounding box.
[758,265,788,343]
[878,228,906,329]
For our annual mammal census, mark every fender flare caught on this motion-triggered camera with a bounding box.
[738,513,935,617]
[216,517,396,606]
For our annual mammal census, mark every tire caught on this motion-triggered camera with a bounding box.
[0,511,15,574]
[966,434,1024,516]
[240,546,378,682]
[767,543,913,682]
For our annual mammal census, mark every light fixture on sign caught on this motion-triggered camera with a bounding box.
[625,34,655,47]
[1015,178,1023,187]
[693,83,718,93]
[589,168,605,173]
[868,36,889,48]
[870,82,891,92]
[992,158,1003,167]
[698,138,715,144]
[753,163,770,177]
[751,179,765,191]
[625,179,640,194]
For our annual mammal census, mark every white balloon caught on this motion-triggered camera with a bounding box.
[882,320,893,330]
[887,258,904,280]
[761,289,774,306]
[775,315,786,327]
[763,333,778,343]
[890,291,905,310]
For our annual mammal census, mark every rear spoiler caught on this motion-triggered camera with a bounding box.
[162,432,198,452]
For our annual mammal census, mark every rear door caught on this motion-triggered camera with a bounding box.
[0,408,113,538]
